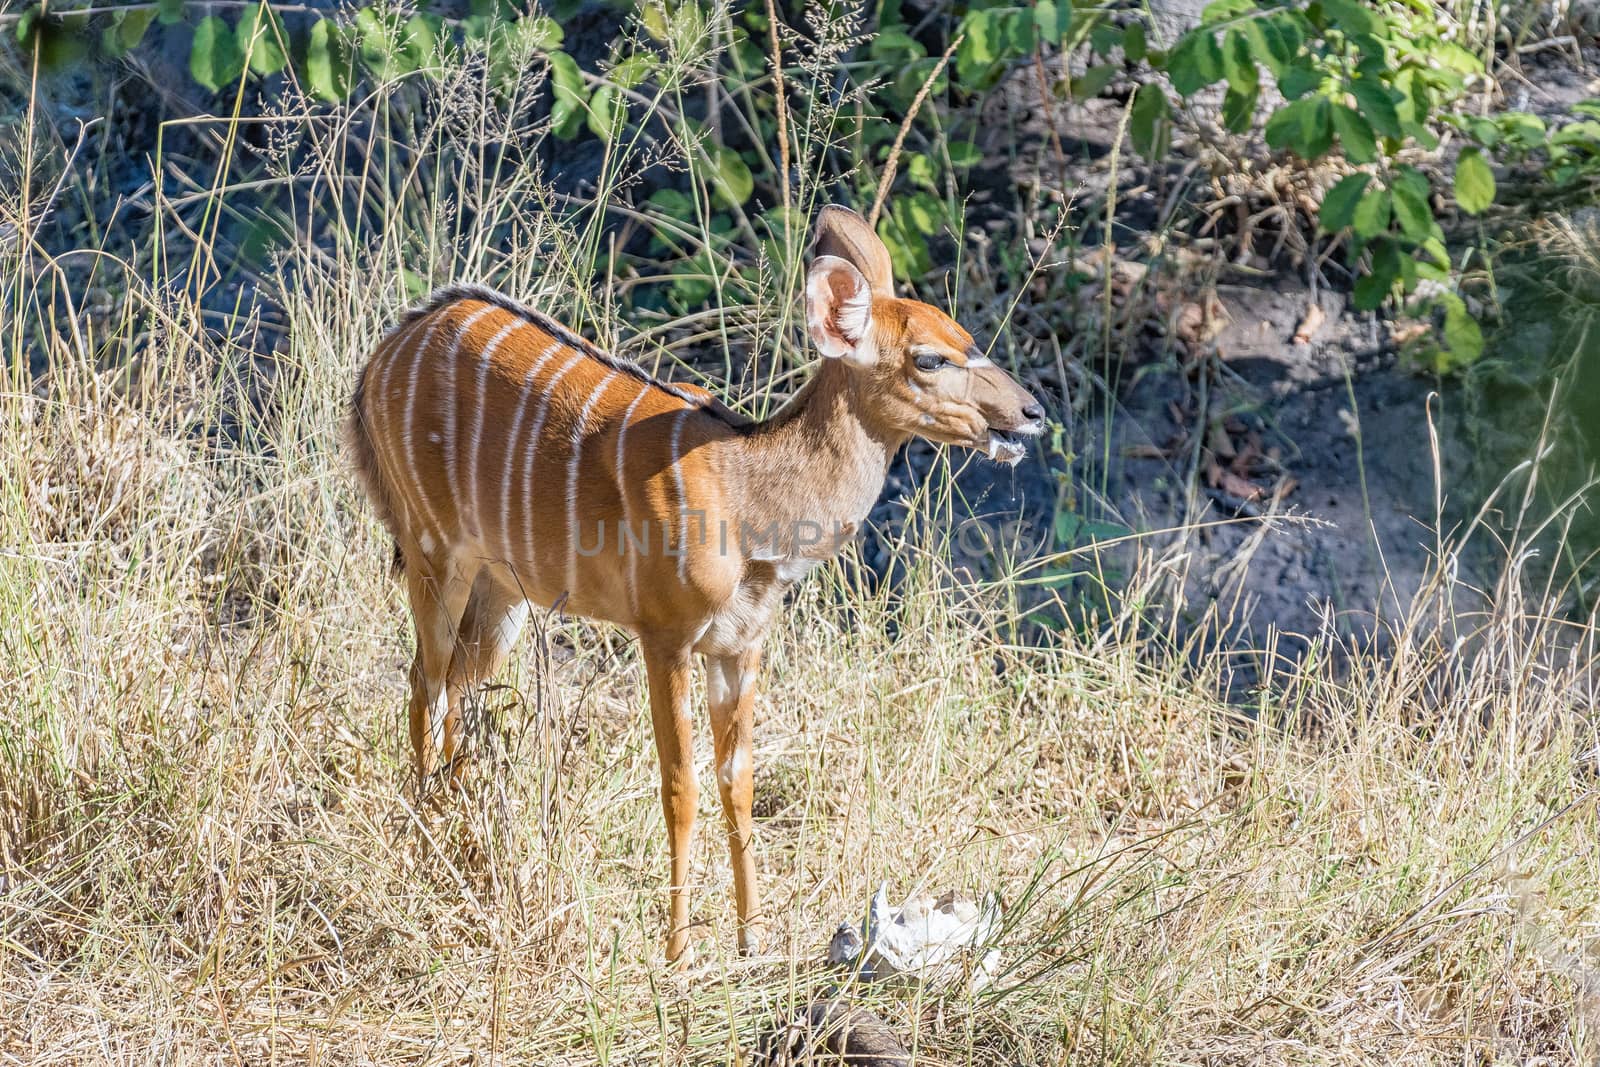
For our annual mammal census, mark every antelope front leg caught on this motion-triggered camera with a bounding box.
[642,639,699,963]
[707,644,763,954]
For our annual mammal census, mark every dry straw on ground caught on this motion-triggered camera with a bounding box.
[3,10,1599,1065]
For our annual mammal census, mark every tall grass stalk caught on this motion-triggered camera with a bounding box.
[2,8,1597,1064]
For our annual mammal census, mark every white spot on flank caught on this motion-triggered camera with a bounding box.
[419,533,436,555]
[428,431,442,444]
[566,371,618,597]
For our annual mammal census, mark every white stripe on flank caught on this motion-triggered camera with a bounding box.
[520,350,586,582]
[465,319,523,548]
[407,304,496,548]
[669,407,691,583]
[498,340,563,568]
[613,385,649,616]
[442,313,486,542]
[370,316,428,537]
[565,371,618,598]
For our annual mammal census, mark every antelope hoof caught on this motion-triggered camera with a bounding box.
[666,936,696,970]
[737,923,764,957]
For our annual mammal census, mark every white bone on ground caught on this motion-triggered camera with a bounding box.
[838,883,1002,988]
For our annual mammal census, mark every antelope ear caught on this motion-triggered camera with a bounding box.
[810,206,894,294]
[806,255,874,365]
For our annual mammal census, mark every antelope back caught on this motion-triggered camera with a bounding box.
[350,286,745,627]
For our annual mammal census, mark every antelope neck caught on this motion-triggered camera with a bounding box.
[727,358,905,545]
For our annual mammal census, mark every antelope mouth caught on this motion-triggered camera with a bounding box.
[984,423,1042,466]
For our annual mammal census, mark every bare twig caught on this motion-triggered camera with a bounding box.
[763,0,791,222]
[867,34,963,230]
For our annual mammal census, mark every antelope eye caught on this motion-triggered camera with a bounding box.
[914,352,947,372]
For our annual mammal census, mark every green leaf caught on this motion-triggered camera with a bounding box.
[1122,21,1146,63]
[189,16,244,93]
[1005,7,1037,53]
[1072,64,1116,101]
[610,54,654,89]
[1221,84,1257,133]
[906,152,937,191]
[1264,96,1332,158]
[871,26,925,64]
[586,84,621,141]
[236,2,286,76]
[1321,0,1383,39]
[1319,173,1370,233]
[956,8,1003,85]
[1351,187,1391,239]
[15,5,39,47]
[947,140,982,167]
[1130,82,1169,157]
[158,0,185,26]
[1089,21,1122,56]
[1034,0,1072,45]
[1240,17,1290,76]
[401,14,442,74]
[1501,111,1546,148]
[102,7,155,57]
[119,8,157,52]
[355,8,399,79]
[904,192,942,235]
[1354,239,1400,310]
[305,18,353,102]
[1348,77,1401,139]
[1278,59,1320,99]
[1331,104,1376,163]
[1351,272,1388,310]
[707,143,753,208]
[1390,166,1433,239]
[520,14,563,50]
[1453,147,1494,214]
[1221,28,1256,94]
[878,213,927,279]
[1201,0,1256,25]
[1442,295,1484,363]
[639,2,668,41]
[548,50,587,138]
[647,189,697,245]
[1433,41,1482,74]
[1267,10,1306,58]
[1165,30,1222,97]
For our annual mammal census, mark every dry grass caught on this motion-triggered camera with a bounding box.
[3,9,1600,1064]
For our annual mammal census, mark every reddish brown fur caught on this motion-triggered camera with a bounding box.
[348,209,1043,961]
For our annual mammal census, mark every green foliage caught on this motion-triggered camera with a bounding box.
[1134,0,1587,370]
[236,2,286,77]
[304,18,352,103]
[188,16,243,94]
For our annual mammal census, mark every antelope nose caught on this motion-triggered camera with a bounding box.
[1022,400,1046,423]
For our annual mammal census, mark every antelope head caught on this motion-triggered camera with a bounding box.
[805,206,1045,465]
